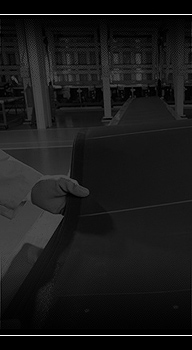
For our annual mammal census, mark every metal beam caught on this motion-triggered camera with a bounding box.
[100,21,112,121]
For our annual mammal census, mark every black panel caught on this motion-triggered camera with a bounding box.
[2,121,192,333]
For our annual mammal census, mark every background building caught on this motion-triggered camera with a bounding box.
[0,15,191,128]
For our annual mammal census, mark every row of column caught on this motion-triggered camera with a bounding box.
[16,19,185,130]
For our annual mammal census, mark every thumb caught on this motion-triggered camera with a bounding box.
[59,178,90,198]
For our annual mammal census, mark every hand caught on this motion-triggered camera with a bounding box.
[31,175,90,215]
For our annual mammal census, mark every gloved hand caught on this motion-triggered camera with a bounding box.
[31,175,90,215]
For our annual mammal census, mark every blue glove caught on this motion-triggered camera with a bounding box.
[31,175,89,215]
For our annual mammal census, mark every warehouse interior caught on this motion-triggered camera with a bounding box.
[0,15,192,130]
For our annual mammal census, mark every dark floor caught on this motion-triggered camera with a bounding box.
[0,107,118,131]
[5,147,73,176]
[1,104,192,131]
[55,108,110,128]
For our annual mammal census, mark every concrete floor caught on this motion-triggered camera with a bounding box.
[0,128,79,174]
[0,107,114,172]
[0,107,120,175]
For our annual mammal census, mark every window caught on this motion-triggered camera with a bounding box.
[66,52,75,65]
[136,72,142,81]
[124,73,131,81]
[113,73,120,81]
[79,74,88,82]
[146,73,152,81]
[188,73,192,81]
[145,52,152,64]
[7,53,16,65]
[63,74,68,82]
[113,53,120,65]
[123,52,131,65]
[56,52,63,65]
[68,74,76,82]
[91,74,98,81]
[168,73,173,81]
[89,52,96,65]
[56,74,65,82]
[135,53,142,65]
[56,74,76,83]
[78,52,87,65]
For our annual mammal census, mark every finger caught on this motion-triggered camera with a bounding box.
[59,178,90,197]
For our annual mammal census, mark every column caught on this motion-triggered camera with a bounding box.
[152,29,158,83]
[15,19,33,122]
[171,19,185,117]
[24,18,52,129]
[44,28,56,84]
[100,21,112,120]
[166,27,172,82]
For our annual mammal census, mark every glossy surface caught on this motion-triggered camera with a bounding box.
[119,97,175,124]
